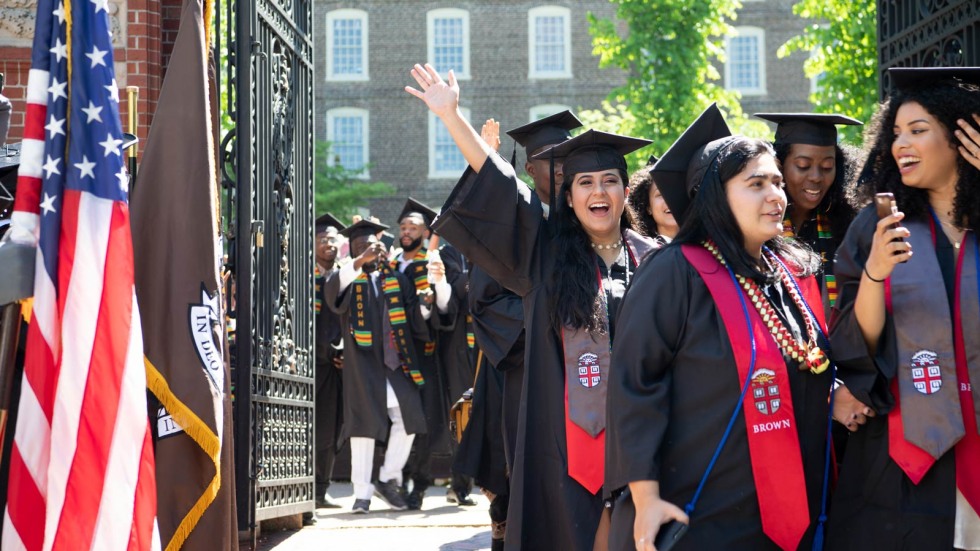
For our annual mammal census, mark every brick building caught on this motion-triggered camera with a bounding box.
[0,0,182,153]
[315,0,813,224]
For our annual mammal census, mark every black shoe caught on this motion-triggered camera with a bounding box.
[302,512,317,526]
[316,495,342,509]
[405,488,424,510]
[374,479,408,511]
[351,498,370,514]
[446,488,476,506]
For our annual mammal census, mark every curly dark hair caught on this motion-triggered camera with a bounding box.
[673,137,820,282]
[550,168,638,333]
[846,80,980,233]
[774,142,862,245]
[627,166,658,238]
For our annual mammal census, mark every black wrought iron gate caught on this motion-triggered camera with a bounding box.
[218,0,315,533]
[878,0,980,96]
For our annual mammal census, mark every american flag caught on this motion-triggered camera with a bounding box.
[2,0,160,549]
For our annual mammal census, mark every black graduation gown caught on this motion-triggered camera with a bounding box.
[453,349,509,497]
[606,245,833,551]
[468,265,526,473]
[433,153,636,551]
[436,244,478,405]
[314,266,344,485]
[324,267,428,442]
[395,253,452,457]
[826,207,958,550]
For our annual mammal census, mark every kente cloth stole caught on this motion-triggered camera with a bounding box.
[394,250,437,356]
[683,243,811,551]
[350,270,425,386]
[561,230,652,495]
[314,264,323,314]
[884,220,979,515]
[783,211,837,307]
[465,314,475,349]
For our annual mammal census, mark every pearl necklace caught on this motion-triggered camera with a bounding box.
[704,241,830,374]
[591,240,623,251]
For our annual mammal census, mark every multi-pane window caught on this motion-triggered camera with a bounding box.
[427,9,470,79]
[327,108,369,177]
[725,27,766,95]
[529,6,571,78]
[429,109,470,178]
[327,10,368,81]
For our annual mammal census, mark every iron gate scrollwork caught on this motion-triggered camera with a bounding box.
[218,0,315,532]
[878,0,980,97]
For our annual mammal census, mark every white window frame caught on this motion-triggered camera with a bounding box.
[326,9,369,82]
[427,8,471,80]
[724,26,767,96]
[528,6,572,79]
[429,108,471,179]
[529,104,572,122]
[326,107,370,179]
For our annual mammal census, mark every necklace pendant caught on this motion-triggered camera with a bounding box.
[806,345,830,375]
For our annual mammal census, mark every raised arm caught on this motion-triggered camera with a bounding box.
[405,64,495,173]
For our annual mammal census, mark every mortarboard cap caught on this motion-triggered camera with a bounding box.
[754,112,862,147]
[340,219,388,240]
[646,154,659,167]
[398,197,437,227]
[506,110,584,158]
[651,103,733,226]
[888,67,980,93]
[315,212,346,233]
[531,129,652,176]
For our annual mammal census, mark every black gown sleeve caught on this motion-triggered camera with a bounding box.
[432,244,466,332]
[606,246,692,491]
[829,206,898,412]
[324,266,352,316]
[431,153,545,297]
[467,266,525,371]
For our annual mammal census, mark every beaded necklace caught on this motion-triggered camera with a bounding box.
[703,240,830,374]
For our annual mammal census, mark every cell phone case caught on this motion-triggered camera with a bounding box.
[653,519,689,551]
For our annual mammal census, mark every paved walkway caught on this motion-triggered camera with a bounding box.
[257,483,494,551]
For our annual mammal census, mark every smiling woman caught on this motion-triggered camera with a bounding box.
[607,104,831,551]
[826,67,980,550]
[405,62,657,551]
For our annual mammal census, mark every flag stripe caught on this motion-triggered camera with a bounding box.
[1,513,27,551]
[91,290,151,551]
[3,447,44,551]
[24,104,47,142]
[126,428,158,551]
[52,200,131,551]
[10,382,51,495]
[44,192,111,551]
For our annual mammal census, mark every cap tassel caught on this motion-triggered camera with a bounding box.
[510,143,517,168]
[548,152,556,223]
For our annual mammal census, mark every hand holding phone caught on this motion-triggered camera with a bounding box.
[874,193,903,242]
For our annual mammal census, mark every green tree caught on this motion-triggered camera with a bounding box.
[588,0,767,168]
[314,140,394,220]
[779,0,878,144]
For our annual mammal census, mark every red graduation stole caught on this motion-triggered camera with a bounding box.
[884,223,980,516]
[683,244,813,551]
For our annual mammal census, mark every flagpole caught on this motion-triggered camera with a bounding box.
[127,85,139,190]
[0,302,23,468]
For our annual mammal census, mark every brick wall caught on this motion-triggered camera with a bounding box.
[0,0,183,158]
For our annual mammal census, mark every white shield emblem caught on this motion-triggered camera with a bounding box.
[751,369,779,415]
[578,353,601,388]
[911,350,942,395]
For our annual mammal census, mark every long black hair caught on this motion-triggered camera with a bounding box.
[673,137,819,282]
[550,168,637,333]
[627,166,659,238]
[774,142,861,244]
[847,80,980,233]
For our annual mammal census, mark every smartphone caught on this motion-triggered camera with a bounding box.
[653,520,689,551]
[874,192,903,242]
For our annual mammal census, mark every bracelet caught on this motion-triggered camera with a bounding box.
[863,265,886,283]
